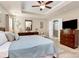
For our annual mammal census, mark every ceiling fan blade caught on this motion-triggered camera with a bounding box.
[37,1,41,4]
[45,6,52,9]
[32,5,40,7]
[45,1,53,5]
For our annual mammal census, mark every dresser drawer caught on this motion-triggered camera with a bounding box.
[60,30,78,49]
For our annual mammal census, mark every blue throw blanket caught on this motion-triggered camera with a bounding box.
[9,35,56,58]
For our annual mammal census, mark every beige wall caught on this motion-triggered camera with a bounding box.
[52,8,79,20]
[13,16,49,35]
[49,7,79,29]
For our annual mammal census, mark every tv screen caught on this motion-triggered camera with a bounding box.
[63,19,77,29]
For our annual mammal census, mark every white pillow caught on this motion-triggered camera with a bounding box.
[0,31,7,46]
[5,32,19,41]
[14,33,19,40]
[5,32,15,42]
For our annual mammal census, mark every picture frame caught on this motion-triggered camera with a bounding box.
[25,20,32,31]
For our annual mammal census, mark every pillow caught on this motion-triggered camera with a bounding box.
[0,31,7,46]
[14,33,19,40]
[5,32,15,42]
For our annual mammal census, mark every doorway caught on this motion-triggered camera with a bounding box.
[53,20,58,38]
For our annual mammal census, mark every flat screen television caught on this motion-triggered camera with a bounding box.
[63,19,77,29]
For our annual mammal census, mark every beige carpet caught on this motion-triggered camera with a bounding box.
[59,44,79,58]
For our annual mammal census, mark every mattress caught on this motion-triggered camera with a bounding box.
[0,42,11,58]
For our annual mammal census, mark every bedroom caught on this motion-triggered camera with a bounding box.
[0,1,79,58]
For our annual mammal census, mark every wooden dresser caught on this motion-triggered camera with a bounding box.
[60,29,79,49]
[18,32,39,36]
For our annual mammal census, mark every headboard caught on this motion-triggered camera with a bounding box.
[0,27,5,31]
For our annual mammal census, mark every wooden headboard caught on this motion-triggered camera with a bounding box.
[0,28,5,31]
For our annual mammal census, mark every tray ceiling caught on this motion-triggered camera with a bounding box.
[22,1,62,14]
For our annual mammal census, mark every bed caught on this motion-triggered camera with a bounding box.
[0,29,57,58]
[0,42,11,58]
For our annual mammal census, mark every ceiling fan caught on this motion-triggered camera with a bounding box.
[32,1,53,11]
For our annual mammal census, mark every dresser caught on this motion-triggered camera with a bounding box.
[60,29,79,49]
[18,32,39,36]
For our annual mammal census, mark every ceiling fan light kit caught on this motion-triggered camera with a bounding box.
[40,5,45,9]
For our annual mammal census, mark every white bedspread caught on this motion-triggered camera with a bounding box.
[0,42,11,58]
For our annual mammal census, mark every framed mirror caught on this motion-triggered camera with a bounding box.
[25,20,32,31]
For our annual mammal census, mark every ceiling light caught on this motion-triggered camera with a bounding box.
[40,5,45,9]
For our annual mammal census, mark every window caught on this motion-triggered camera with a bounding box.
[9,16,14,32]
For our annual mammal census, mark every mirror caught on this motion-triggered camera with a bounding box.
[25,20,32,31]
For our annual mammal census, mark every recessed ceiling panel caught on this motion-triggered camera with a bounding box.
[22,1,62,14]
